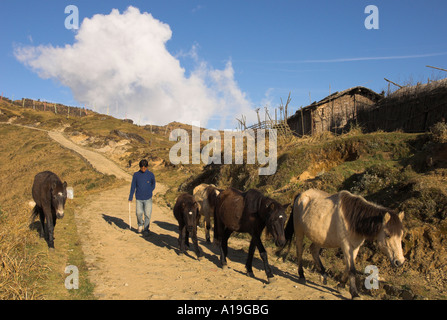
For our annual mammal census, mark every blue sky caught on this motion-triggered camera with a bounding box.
[1,1,446,129]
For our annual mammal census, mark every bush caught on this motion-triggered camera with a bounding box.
[350,164,400,194]
[430,121,447,143]
[401,187,447,222]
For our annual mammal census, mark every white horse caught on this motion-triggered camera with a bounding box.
[192,183,221,242]
[282,189,405,299]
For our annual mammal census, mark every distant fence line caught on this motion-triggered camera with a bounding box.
[0,96,90,118]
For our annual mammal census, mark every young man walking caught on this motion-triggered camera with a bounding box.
[128,159,156,236]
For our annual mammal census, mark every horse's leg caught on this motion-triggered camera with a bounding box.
[295,230,306,283]
[220,228,232,268]
[185,230,190,248]
[338,243,350,288]
[339,244,360,299]
[205,212,211,243]
[38,208,46,239]
[253,235,274,281]
[310,243,328,285]
[178,224,186,254]
[51,211,57,240]
[245,238,256,277]
[347,255,360,299]
[45,207,55,249]
[191,228,201,260]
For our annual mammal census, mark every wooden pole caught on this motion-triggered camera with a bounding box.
[328,85,333,133]
[255,108,261,126]
[284,92,291,121]
[128,202,132,230]
[426,65,447,72]
[384,78,404,89]
[310,109,314,136]
[300,106,305,136]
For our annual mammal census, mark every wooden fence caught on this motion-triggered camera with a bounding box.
[2,97,89,118]
[358,79,447,133]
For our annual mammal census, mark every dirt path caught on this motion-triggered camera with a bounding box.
[48,131,131,182]
[48,131,350,300]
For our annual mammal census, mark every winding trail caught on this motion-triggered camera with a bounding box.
[48,130,349,300]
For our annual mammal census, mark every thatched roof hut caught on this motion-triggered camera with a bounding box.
[287,86,383,136]
[357,78,447,133]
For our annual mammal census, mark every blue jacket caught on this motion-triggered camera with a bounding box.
[128,170,156,201]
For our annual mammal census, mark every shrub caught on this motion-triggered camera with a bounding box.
[430,121,447,143]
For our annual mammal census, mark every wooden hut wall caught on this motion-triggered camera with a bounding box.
[288,92,377,136]
[358,82,447,133]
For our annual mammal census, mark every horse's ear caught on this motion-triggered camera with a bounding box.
[398,211,404,222]
[266,201,275,210]
[383,212,391,225]
[282,203,291,209]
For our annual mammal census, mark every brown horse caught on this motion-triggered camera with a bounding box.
[214,187,288,282]
[173,193,201,260]
[193,183,221,242]
[282,189,405,299]
[31,171,67,250]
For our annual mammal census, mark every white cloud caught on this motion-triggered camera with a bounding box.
[14,6,254,129]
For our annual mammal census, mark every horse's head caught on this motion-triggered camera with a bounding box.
[265,200,289,247]
[51,181,67,219]
[181,199,199,233]
[377,211,405,267]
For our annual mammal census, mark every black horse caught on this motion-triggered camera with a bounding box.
[31,171,67,249]
[214,187,289,282]
[173,193,201,260]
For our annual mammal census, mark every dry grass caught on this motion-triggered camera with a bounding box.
[0,205,48,299]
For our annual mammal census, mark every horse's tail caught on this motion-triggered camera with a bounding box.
[285,193,300,242]
[29,204,40,225]
[276,193,299,258]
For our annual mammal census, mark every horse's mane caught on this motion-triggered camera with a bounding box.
[205,186,220,207]
[340,191,402,238]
